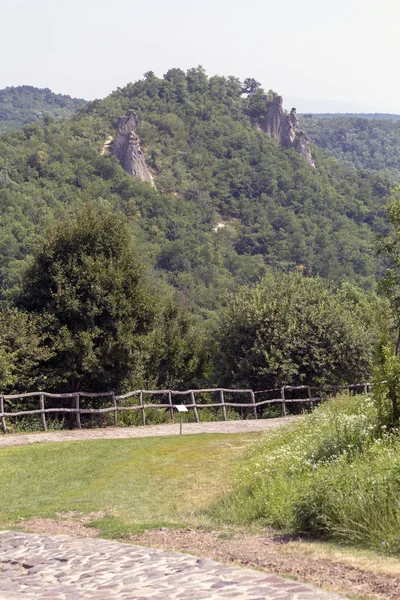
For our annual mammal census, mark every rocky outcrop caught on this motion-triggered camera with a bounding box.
[112,111,155,185]
[260,96,314,167]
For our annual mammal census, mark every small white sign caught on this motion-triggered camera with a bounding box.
[175,405,188,413]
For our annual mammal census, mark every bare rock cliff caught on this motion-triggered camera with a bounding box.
[112,111,155,185]
[261,96,314,167]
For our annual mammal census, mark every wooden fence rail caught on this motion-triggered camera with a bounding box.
[0,382,373,434]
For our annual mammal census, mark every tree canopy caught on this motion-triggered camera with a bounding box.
[0,85,86,133]
[214,272,375,389]
[301,114,400,181]
[0,68,394,316]
[15,204,158,392]
[0,68,399,394]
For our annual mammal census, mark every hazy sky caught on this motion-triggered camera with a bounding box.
[1,0,399,113]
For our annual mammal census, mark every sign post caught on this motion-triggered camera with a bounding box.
[175,405,188,435]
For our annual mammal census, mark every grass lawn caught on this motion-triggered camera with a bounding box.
[1,427,399,598]
[0,433,260,537]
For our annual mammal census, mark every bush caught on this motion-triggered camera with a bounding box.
[293,439,400,553]
[214,272,375,390]
[374,345,400,426]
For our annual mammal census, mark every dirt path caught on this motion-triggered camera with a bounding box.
[0,416,297,448]
[129,528,400,600]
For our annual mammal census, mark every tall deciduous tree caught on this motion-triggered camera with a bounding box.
[15,203,158,392]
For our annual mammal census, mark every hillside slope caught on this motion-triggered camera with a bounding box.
[301,114,400,180]
[0,68,395,312]
[0,86,86,132]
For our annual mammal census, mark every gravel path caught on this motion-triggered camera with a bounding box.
[0,416,298,449]
[0,531,347,599]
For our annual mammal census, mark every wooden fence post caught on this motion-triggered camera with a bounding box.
[191,391,199,423]
[75,393,82,429]
[308,386,314,411]
[140,391,145,425]
[168,391,174,423]
[39,393,47,431]
[250,391,257,419]
[220,389,227,421]
[0,396,7,434]
[112,392,118,427]
[281,387,286,417]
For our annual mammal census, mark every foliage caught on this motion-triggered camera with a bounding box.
[377,191,400,345]
[293,436,400,553]
[0,85,86,133]
[0,68,397,395]
[374,345,400,425]
[14,204,158,393]
[214,394,400,553]
[0,308,53,393]
[305,113,400,120]
[146,300,207,389]
[0,68,395,317]
[213,272,375,389]
[301,114,400,180]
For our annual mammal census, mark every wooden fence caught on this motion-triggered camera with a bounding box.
[0,382,372,434]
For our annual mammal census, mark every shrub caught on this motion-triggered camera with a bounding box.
[214,394,400,553]
[293,438,400,553]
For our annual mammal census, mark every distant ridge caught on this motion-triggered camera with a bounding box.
[302,112,400,121]
[0,85,87,132]
[300,113,400,179]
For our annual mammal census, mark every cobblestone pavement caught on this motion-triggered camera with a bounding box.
[0,417,299,449]
[0,531,347,599]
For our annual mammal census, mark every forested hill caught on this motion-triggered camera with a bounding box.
[0,86,86,132]
[301,114,400,179]
[0,68,395,314]
[303,113,400,120]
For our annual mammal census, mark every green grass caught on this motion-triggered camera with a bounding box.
[0,433,259,537]
[213,394,400,554]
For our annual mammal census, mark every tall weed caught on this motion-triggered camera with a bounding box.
[214,394,400,553]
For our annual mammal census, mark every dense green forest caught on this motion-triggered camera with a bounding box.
[0,67,399,394]
[301,114,400,179]
[0,69,395,303]
[0,86,86,133]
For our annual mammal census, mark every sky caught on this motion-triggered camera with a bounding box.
[1,0,399,113]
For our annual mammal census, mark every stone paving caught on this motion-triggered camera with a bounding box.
[0,416,299,449]
[0,531,347,599]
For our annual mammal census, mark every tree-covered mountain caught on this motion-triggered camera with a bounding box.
[0,68,395,317]
[0,86,87,133]
[301,114,400,180]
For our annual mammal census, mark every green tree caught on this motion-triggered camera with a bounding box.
[15,203,158,393]
[213,272,374,389]
[241,78,261,95]
[374,190,400,424]
[0,308,52,393]
[147,301,206,389]
[377,189,400,353]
